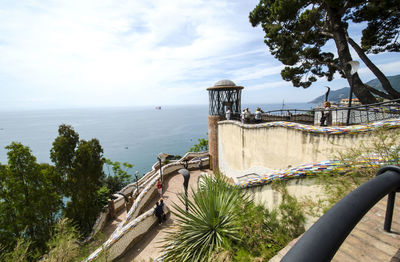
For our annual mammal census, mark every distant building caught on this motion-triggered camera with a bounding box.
[339,98,360,105]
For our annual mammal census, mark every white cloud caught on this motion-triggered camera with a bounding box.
[0,0,267,108]
[247,80,291,91]
[0,0,399,109]
[229,63,283,82]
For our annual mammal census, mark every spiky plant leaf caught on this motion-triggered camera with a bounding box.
[162,174,250,262]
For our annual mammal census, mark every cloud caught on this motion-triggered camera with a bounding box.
[0,0,399,109]
[246,80,292,91]
[229,63,283,82]
[0,0,267,108]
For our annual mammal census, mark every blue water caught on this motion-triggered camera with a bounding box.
[0,103,312,176]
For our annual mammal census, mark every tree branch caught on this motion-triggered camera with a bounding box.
[339,1,351,16]
[364,84,392,99]
[315,24,334,37]
[346,34,400,98]
[320,31,334,38]
[314,59,342,72]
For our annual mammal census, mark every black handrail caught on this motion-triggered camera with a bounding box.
[281,166,400,262]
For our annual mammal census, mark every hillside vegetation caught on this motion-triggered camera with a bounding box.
[310,75,400,103]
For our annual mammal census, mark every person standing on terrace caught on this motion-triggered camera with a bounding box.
[226,107,231,120]
[154,201,163,225]
[255,107,263,123]
[157,179,163,197]
[320,101,332,126]
[244,107,251,123]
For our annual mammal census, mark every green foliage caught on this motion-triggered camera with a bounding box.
[0,218,108,262]
[310,75,400,103]
[0,125,135,259]
[50,124,79,184]
[321,126,400,210]
[162,173,246,261]
[0,142,62,256]
[334,126,400,177]
[189,135,208,152]
[96,186,110,211]
[42,219,81,262]
[103,158,132,196]
[50,124,105,236]
[249,0,399,102]
[351,1,400,54]
[235,182,305,261]
[0,234,32,262]
[162,173,305,262]
[300,126,400,215]
[250,0,339,88]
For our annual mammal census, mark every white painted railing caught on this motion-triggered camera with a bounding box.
[85,152,209,261]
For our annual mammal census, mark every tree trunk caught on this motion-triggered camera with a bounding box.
[327,7,377,104]
[346,36,400,99]
[364,84,393,99]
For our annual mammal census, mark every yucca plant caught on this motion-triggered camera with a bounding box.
[162,173,251,262]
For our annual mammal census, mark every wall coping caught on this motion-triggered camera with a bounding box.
[236,157,394,189]
[218,118,400,134]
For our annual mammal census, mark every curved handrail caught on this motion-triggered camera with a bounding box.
[282,166,400,262]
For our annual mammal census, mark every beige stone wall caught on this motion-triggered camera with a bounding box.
[109,207,169,261]
[245,177,325,230]
[218,121,372,180]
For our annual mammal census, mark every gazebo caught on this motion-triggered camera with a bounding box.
[207,80,244,171]
[206,79,244,117]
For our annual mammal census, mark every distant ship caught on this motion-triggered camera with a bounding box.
[155,106,162,110]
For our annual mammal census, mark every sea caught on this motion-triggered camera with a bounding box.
[0,103,313,177]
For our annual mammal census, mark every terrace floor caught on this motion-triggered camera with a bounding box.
[113,168,213,262]
[271,193,400,261]
[101,170,400,261]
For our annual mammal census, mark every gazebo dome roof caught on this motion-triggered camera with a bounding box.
[215,79,236,86]
[207,79,243,90]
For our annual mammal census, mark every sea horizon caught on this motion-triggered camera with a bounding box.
[0,101,315,112]
[0,102,314,177]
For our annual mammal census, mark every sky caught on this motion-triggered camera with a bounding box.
[0,0,399,110]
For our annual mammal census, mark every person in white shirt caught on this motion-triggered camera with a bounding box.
[226,107,231,120]
[244,108,251,123]
[255,107,263,123]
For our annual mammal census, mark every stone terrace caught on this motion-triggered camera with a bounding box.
[271,193,400,261]
[112,169,213,262]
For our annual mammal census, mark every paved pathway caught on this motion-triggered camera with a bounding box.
[101,208,127,241]
[109,169,212,262]
[271,193,400,261]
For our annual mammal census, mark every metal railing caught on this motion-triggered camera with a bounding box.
[222,99,400,126]
[313,98,400,125]
[281,166,400,262]
[261,109,314,124]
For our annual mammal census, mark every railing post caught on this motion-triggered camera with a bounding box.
[384,191,396,232]
[377,166,400,232]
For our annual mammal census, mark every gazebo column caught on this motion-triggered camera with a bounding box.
[208,115,221,171]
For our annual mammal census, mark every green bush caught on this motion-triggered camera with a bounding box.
[162,173,305,262]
